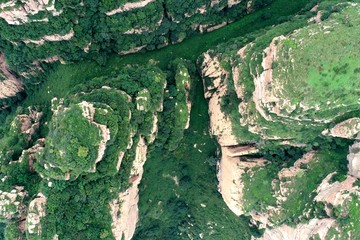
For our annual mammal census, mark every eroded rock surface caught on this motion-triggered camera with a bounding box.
[110,137,148,240]
[256,218,336,240]
[322,118,360,139]
[315,173,359,210]
[23,29,74,46]
[201,52,238,146]
[26,193,47,236]
[217,147,266,216]
[0,53,23,100]
[0,0,62,25]
[106,0,156,16]
[348,140,360,178]
[0,186,27,220]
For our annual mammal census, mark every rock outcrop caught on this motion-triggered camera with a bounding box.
[0,0,260,83]
[0,186,27,220]
[26,193,47,236]
[0,0,62,25]
[78,101,111,168]
[38,99,112,180]
[23,29,74,46]
[322,118,360,139]
[110,137,148,240]
[217,146,266,216]
[256,218,336,240]
[106,0,156,16]
[201,52,238,146]
[201,3,360,238]
[0,53,23,100]
[315,173,359,211]
[347,140,360,179]
[12,107,42,143]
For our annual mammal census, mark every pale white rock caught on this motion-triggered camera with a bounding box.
[210,0,221,7]
[83,42,91,53]
[78,101,110,167]
[148,113,158,144]
[201,52,240,146]
[124,18,163,35]
[0,53,23,99]
[0,186,27,220]
[119,45,146,55]
[272,152,316,206]
[228,0,241,8]
[256,218,336,240]
[183,69,192,130]
[110,137,148,240]
[32,56,65,66]
[206,22,227,32]
[26,193,47,236]
[217,145,266,216]
[315,172,359,212]
[347,140,360,178]
[253,36,286,121]
[322,118,360,139]
[106,0,156,16]
[184,5,207,18]
[11,108,42,143]
[23,29,74,46]
[0,0,62,25]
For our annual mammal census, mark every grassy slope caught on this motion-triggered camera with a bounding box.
[273,5,360,117]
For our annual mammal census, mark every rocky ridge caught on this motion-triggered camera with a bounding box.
[201,3,360,239]
[0,53,23,100]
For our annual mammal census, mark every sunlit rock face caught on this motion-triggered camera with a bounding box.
[0,0,258,80]
[348,141,360,179]
[0,53,23,100]
[201,2,360,239]
[0,186,27,220]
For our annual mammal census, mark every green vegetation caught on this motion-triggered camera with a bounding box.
[20,0,311,103]
[36,104,102,179]
[1,0,358,239]
[202,1,360,146]
[135,74,254,240]
[272,4,360,120]
[326,194,360,240]
[0,0,265,77]
[242,137,353,226]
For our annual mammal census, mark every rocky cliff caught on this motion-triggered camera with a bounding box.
[201,2,360,239]
[0,62,194,239]
[0,53,23,102]
[0,0,260,80]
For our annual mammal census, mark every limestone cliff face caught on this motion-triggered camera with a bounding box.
[201,3,360,239]
[0,186,27,220]
[217,146,266,216]
[26,193,47,237]
[110,137,148,240]
[348,140,360,179]
[0,53,23,100]
[322,118,360,140]
[0,0,62,25]
[256,218,336,240]
[201,52,239,146]
[0,0,258,80]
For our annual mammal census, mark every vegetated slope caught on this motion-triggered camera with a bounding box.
[200,1,360,239]
[0,62,194,239]
[0,0,267,76]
